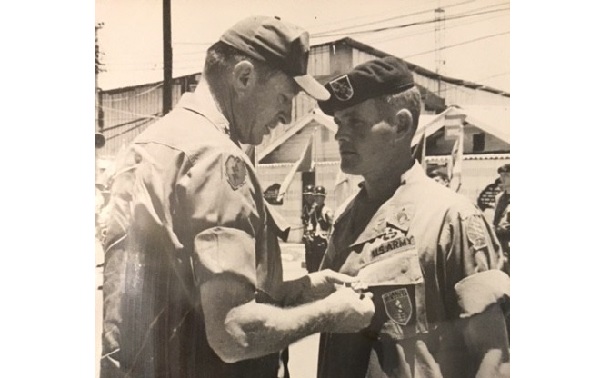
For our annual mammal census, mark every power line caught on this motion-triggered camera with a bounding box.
[364,10,508,44]
[402,30,509,59]
[167,0,461,46]
[312,0,475,36]
[307,0,443,31]
[314,7,509,38]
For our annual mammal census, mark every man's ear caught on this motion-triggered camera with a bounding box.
[393,109,414,140]
[232,60,257,96]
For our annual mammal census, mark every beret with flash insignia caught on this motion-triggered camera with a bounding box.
[318,55,416,116]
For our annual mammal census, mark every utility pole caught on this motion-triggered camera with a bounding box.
[95,23,105,137]
[434,6,445,96]
[163,0,173,115]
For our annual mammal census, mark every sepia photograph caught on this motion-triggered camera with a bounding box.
[94,1,510,377]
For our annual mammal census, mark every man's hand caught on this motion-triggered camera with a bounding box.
[323,287,375,333]
[302,269,359,302]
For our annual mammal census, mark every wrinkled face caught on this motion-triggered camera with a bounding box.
[237,71,298,145]
[334,99,398,176]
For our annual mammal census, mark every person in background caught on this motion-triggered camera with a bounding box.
[301,184,316,270]
[427,167,450,187]
[301,184,316,231]
[316,55,509,378]
[99,16,374,378]
[305,185,334,273]
[494,163,510,274]
[477,177,503,211]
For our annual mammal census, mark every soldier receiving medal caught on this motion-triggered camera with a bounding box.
[316,56,510,378]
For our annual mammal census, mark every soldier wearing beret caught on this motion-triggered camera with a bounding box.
[99,16,374,378]
[316,56,510,378]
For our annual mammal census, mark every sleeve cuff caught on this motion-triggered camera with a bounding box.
[193,227,256,287]
[455,270,510,318]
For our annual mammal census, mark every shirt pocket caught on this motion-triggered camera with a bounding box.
[343,222,423,286]
[348,224,427,341]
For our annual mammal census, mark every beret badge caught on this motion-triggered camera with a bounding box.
[328,75,354,101]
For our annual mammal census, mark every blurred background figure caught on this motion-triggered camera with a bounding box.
[301,184,315,230]
[304,185,333,273]
[494,163,510,274]
[301,183,316,270]
[427,167,450,187]
[477,177,503,211]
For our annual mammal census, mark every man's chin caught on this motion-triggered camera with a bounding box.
[340,160,360,175]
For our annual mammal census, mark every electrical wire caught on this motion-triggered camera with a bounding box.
[312,0,476,36]
[313,7,509,38]
[401,30,509,59]
[363,10,508,44]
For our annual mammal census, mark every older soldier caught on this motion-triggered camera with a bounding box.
[316,56,509,378]
[99,16,374,378]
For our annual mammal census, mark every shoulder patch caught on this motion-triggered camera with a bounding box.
[386,204,414,233]
[466,215,488,250]
[383,288,413,326]
[224,155,246,190]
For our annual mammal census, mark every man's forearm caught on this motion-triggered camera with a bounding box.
[224,298,335,361]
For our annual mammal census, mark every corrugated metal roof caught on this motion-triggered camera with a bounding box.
[312,37,509,98]
[98,38,508,97]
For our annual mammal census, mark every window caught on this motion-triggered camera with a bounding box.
[473,133,485,153]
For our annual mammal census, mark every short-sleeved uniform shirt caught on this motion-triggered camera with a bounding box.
[317,162,507,378]
[100,87,288,378]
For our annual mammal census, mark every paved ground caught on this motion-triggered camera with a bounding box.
[95,242,319,378]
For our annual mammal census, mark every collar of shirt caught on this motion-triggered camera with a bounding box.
[176,82,231,136]
[346,161,426,247]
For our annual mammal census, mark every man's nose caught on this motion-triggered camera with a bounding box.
[278,95,293,124]
[335,131,351,143]
[281,107,292,125]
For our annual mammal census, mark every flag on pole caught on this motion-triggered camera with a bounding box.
[448,124,464,192]
[275,131,315,202]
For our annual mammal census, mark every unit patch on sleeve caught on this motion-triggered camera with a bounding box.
[225,155,246,190]
[383,288,413,326]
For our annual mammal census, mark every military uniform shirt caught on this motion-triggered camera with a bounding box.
[317,162,508,378]
[100,85,287,378]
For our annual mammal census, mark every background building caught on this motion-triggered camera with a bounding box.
[94,38,509,242]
